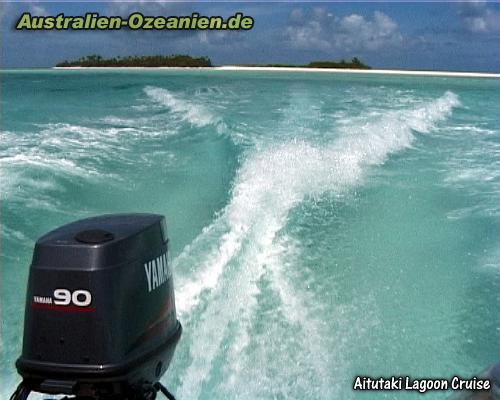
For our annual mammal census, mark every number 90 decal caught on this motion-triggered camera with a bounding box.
[54,289,92,307]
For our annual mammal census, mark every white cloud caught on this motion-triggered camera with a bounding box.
[0,2,48,25]
[30,4,48,16]
[285,8,403,53]
[466,16,487,32]
[459,1,500,33]
[105,1,248,48]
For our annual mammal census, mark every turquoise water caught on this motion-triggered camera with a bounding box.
[1,70,499,399]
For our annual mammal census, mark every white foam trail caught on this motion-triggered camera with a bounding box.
[172,91,460,398]
[219,235,345,399]
[0,119,181,206]
[174,227,242,316]
[441,120,500,220]
[0,128,115,205]
[1,225,31,244]
[1,153,92,175]
[176,248,264,399]
[0,123,133,180]
[144,86,217,127]
[176,92,460,312]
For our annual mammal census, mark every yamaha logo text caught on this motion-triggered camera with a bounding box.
[144,252,171,293]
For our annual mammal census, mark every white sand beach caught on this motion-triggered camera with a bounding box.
[217,65,500,78]
[52,65,500,78]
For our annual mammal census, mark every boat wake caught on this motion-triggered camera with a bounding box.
[170,91,460,398]
[144,86,218,127]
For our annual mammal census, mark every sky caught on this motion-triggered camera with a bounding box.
[1,1,499,71]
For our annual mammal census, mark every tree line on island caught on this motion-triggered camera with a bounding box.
[240,57,370,69]
[56,54,212,68]
[56,54,370,69]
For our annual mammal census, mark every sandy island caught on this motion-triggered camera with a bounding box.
[52,65,500,78]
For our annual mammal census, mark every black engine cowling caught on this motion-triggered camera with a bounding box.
[15,214,182,397]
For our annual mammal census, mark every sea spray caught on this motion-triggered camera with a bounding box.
[4,70,498,400]
[174,91,461,315]
[144,86,218,127]
[172,91,461,398]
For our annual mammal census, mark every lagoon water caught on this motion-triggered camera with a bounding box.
[1,70,499,399]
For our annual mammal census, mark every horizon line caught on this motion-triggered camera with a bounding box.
[1,65,499,78]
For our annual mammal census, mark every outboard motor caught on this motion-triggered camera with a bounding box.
[448,363,500,400]
[11,214,182,400]
[492,364,500,400]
